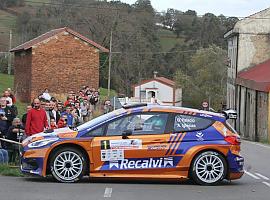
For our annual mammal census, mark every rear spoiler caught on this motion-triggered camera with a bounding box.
[222,109,237,120]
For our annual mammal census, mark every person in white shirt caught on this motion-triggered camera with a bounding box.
[42,88,52,101]
[3,91,13,107]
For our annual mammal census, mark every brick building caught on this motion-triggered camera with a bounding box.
[10,27,109,102]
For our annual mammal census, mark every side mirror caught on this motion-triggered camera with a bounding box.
[222,109,237,120]
[122,129,132,139]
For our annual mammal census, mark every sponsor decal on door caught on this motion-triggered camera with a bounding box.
[100,156,182,170]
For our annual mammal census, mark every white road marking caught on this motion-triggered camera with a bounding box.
[255,173,270,181]
[262,182,270,188]
[104,187,112,198]
[244,170,260,180]
[243,140,270,149]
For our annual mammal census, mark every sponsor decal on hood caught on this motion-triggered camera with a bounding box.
[22,127,77,146]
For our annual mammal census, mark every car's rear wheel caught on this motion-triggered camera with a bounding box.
[191,151,227,185]
[50,147,86,183]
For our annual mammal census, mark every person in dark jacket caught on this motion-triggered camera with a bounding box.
[7,118,25,163]
[0,97,16,129]
[21,105,32,128]
[0,112,8,148]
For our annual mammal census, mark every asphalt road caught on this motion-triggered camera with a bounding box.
[0,140,270,200]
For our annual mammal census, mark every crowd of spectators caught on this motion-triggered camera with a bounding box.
[0,86,111,164]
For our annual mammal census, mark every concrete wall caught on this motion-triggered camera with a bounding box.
[239,86,246,136]
[238,85,269,142]
[175,88,182,106]
[245,89,256,141]
[257,91,268,142]
[235,85,241,132]
[227,36,238,111]
[234,8,270,71]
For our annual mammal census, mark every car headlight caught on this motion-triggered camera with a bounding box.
[28,138,59,148]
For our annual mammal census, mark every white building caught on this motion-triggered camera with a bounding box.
[129,76,182,106]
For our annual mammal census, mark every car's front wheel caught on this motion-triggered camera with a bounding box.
[50,147,86,183]
[191,151,227,185]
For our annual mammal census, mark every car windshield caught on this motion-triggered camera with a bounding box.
[76,108,126,131]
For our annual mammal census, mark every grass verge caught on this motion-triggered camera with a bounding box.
[0,73,28,117]
[0,164,24,177]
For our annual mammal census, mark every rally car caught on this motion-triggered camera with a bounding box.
[21,104,244,185]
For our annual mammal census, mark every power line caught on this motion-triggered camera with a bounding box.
[112,49,197,55]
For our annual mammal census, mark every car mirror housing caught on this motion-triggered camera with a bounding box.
[122,129,132,139]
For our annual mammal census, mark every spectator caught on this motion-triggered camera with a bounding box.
[3,90,13,107]
[57,102,64,113]
[0,148,8,164]
[104,100,112,114]
[64,97,75,107]
[22,105,32,128]
[85,86,91,96]
[50,117,58,130]
[0,109,8,136]
[44,100,54,126]
[22,105,32,127]
[52,101,61,123]
[39,98,46,109]
[42,88,52,101]
[80,99,91,122]
[7,88,16,104]
[74,101,82,122]
[89,90,98,110]
[0,97,16,129]
[61,106,74,127]
[71,109,80,127]
[57,114,68,128]
[6,118,25,163]
[0,110,8,149]
[25,98,48,136]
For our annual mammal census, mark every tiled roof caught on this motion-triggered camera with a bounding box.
[236,59,270,92]
[134,76,176,88]
[154,77,175,86]
[10,27,109,53]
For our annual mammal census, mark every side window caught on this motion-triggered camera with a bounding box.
[106,113,168,136]
[174,114,213,132]
[81,125,105,137]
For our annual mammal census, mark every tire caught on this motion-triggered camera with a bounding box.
[50,147,87,183]
[190,151,227,185]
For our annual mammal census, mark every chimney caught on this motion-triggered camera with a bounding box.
[153,71,158,79]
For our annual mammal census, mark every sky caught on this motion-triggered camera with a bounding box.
[114,0,270,17]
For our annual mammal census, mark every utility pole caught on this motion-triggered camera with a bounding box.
[107,30,113,97]
[139,71,141,103]
[7,30,12,75]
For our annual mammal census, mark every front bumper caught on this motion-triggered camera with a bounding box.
[21,157,44,176]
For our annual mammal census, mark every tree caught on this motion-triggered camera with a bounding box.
[174,45,227,110]
[0,0,24,8]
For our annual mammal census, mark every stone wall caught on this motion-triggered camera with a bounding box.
[234,8,270,72]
